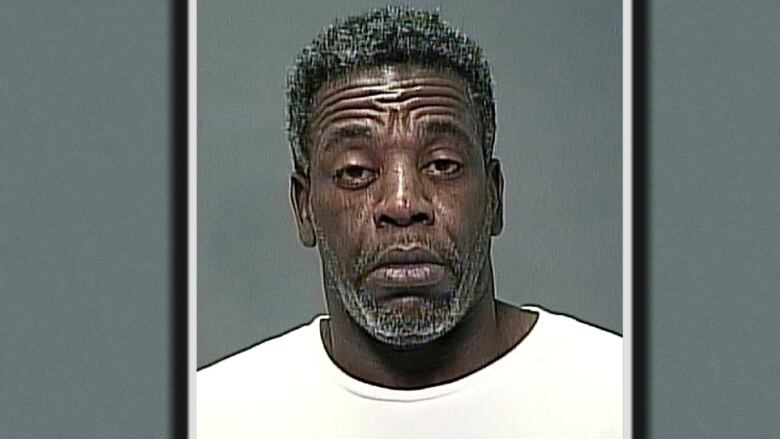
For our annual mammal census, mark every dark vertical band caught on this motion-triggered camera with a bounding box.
[170,0,189,438]
[632,1,648,438]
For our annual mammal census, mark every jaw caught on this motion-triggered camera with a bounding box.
[321,241,495,350]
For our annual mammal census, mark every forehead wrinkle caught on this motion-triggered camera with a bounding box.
[314,84,398,114]
[314,65,470,106]
[310,67,480,153]
[317,91,472,129]
[373,92,470,115]
[377,66,471,89]
[315,105,476,151]
[311,86,405,137]
[391,84,469,100]
[314,93,472,136]
[398,96,471,113]
[311,95,387,131]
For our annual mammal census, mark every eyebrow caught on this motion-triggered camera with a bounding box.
[319,124,374,152]
[417,120,477,149]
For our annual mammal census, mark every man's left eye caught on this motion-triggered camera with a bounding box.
[422,159,462,177]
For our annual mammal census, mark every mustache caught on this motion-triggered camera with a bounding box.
[352,233,461,280]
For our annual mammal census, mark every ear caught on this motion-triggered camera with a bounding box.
[290,172,316,247]
[486,158,504,236]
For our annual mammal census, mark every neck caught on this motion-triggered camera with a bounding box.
[321,261,531,389]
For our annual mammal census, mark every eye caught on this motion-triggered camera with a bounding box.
[422,159,462,178]
[333,165,377,189]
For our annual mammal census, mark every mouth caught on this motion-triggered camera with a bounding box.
[362,246,451,291]
[365,262,447,288]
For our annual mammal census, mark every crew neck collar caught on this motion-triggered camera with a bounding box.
[309,305,547,402]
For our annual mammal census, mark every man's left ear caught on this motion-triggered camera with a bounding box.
[487,158,504,236]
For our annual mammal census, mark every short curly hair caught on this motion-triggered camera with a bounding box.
[286,6,496,175]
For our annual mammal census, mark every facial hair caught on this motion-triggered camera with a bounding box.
[315,199,494,349]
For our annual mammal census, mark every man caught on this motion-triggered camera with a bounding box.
[198,6,622,438]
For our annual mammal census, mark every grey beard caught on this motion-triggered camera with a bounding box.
[315,202,494,348]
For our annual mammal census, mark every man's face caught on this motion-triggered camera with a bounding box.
[292,65,503,348]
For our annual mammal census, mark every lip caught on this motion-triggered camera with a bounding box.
[365,263,446,288]
[363,246,449,289]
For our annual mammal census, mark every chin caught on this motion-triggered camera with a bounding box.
[342,288,474,349]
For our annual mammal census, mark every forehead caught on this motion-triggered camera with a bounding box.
[309,65,478,141]
[313,64,471,101]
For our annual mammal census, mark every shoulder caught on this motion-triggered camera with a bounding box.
[200,319,315,370]
[197,317,327,437]
[518,305,623,395]
[197,317,323,406]
[524,305,622,358]
[514,306,623,437]
[523,304,623,383]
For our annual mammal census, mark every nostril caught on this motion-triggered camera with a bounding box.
[411,212,433,225]
[374,210,433,228]
[375,213,393,227]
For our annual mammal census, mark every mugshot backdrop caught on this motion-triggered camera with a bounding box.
[198,0,622,367]
[4,1,780,438]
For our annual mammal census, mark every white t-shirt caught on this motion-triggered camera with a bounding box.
[197,306,623,438]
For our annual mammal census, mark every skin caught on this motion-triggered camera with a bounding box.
[291,65,538,389]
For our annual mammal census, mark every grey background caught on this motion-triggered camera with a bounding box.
[0,1,171,438]
[3,0,779,438]
[198,0,624,367]
[647,0,780,437]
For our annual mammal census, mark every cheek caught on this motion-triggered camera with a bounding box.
[311,186,373,250]
[434,179,491,240]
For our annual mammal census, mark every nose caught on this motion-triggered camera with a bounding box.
[373,160,434,228]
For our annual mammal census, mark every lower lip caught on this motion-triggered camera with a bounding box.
[364,263,446,288]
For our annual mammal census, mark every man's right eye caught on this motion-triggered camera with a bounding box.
[333,165,377,189]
